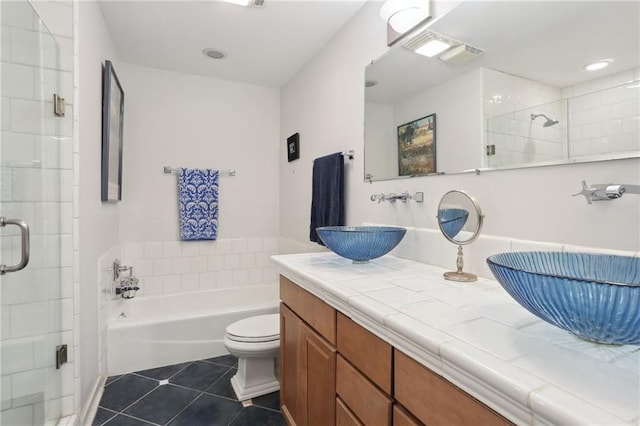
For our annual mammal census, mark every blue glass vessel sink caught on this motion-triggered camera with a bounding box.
[438,208,469,239]
[316,226,407,263]
[487,252,640,345]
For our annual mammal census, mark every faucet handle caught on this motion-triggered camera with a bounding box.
[572,180,596,204]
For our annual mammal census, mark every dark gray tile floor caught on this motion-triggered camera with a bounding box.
[93,355,285,426]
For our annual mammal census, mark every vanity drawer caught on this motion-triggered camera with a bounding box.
[336,354,392,426]
[280,275,336,344]
[394,350,512,426]
[337,312,392,394]
[336,397,363,426]
[393,405,423,426]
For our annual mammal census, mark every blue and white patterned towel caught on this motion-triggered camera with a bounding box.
[178,168,219,240]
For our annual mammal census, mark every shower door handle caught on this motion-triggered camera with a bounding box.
[0,217,30,274]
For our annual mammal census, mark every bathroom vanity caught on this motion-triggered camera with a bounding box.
[273,253,639,425]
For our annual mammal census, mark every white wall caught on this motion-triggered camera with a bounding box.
[280,1,640,257]
[77,0,120,419]
[117,63,280,243]
[395,67,483,173]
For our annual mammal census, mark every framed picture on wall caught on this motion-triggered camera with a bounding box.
[397,113,436,176]
[101,60,125,202]
[287,133,300,162]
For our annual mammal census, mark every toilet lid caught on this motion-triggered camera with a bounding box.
[226,314,280,343]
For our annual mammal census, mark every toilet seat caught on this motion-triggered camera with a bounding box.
[225,314,279,343]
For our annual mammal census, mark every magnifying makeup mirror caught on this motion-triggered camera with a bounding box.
[437,190,484,282]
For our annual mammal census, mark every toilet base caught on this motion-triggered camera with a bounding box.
[230,356,280,401]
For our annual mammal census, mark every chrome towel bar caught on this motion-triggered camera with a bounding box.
[163,166,236,176]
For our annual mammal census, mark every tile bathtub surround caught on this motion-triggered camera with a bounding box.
[119,237,279,298]
[93,354,284,426]
[272,252,640,425]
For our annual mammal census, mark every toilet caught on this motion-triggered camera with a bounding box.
[223,313,280,401]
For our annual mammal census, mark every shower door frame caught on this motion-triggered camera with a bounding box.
[1,1,71,424]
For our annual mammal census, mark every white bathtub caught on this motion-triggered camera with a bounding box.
[106,285,280,375]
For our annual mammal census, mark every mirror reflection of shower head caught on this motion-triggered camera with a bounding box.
[530,113,559,127]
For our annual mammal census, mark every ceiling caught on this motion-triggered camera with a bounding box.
[98,0,368,88]
[366,1,640,104]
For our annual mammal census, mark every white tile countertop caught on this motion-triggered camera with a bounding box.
[271,252,640,426]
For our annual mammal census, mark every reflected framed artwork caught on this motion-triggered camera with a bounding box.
[398,113,436,176]
[101,60,124,202]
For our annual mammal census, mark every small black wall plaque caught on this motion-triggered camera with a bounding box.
[287,133,300,162]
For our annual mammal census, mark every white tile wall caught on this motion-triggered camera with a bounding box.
[384,225,638,280]
[566,70,640,159]
[118,236,279,300]
[485,67,640,168]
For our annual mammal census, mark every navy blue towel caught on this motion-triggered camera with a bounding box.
[310,152,345,244]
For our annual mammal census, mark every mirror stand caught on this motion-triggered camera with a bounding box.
[437,190,483,283]
[444,245,477,282]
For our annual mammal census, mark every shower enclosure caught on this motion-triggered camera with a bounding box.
[1,1,68,424]
[486,81,640,169]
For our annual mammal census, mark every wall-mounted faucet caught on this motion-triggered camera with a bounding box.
[113,258,140,299]
[370,191,424,203]
[573,180,640,204]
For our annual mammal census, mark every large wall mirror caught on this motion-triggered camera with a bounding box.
[364,1,640,182]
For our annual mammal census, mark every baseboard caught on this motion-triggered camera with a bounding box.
[78,376,106,426]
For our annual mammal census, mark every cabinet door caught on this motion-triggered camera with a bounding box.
[281,303,303,425]
[280,303,337,426]
[302,323,336,425]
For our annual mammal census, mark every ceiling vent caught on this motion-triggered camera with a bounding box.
[439,44,484,64]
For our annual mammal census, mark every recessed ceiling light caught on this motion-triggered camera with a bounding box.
[584,59,613,71]
[220,0,265,6]
[415,39,451,57]
[203,49,225,60]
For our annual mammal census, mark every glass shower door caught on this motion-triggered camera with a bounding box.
[1,1,66,424]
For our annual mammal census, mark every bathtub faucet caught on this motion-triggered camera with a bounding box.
[113,258,140,299]
[116,275,140,299]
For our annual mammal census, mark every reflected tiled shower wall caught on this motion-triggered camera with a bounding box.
[1,0,76,423]
[484,68,640,168]
[564,68,640,159]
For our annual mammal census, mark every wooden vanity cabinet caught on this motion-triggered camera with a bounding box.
[394,350,512,426]
[392,405,423,426]
[280,277,337,426]
[280,275,513,426]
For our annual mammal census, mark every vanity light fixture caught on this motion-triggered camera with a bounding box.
[584,59,613,71]
[380,0,429,34]
[403,30,455,58]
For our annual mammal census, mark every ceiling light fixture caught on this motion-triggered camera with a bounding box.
[380,0,431,45]
[219,0,265,7]
[403,31,455,58]
[584,59,613,71]
[203,48,225,59]
[380,0,427,33]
